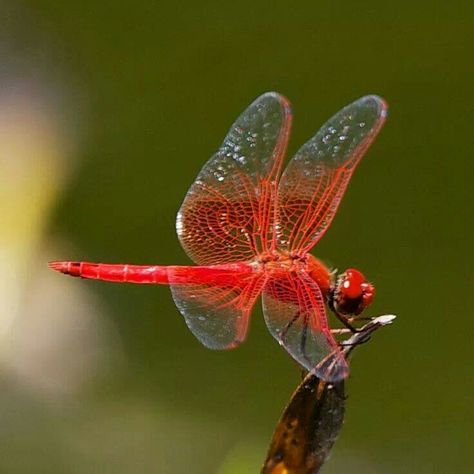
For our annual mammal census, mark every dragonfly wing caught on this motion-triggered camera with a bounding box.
[169,266,266,349]
[177,92,292,265]
[262,270,348,382]
[277,95,387,253]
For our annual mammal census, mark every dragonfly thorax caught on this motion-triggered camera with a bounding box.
[255,252,333,293]
[257,251,305,268]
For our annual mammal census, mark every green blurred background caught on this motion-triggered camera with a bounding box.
[0,1,472,472]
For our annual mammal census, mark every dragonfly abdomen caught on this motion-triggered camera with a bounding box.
[48,261,169,284]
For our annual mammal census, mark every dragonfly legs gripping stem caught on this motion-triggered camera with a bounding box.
[330,328,352,335]
[339,335,372,349]
[333,312,359,333]
[332,316,374,350]
[333,312,372,333]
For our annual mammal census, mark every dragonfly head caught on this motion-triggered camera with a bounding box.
[332,268,375,316]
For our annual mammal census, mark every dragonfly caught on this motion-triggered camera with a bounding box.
[50,92,387,382]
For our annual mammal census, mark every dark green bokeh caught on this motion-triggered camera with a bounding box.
[5,1,473,472]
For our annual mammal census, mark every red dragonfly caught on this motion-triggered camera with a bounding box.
[50,93,387,382]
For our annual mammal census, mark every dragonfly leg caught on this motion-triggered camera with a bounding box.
[339,335,372,348]
[330,328,352,335]
[349,316,372,322]
[333,311,361,333]
[332,326,371,349]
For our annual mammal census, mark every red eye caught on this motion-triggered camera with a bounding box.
[340,269,365,299]
[333,268,375,316]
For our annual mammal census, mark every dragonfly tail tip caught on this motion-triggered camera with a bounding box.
[48,261,72,275]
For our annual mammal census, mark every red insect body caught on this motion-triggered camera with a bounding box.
[48,261,255,286]
[50,93,387,382]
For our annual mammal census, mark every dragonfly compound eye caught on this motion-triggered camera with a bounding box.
[333,268,375,315]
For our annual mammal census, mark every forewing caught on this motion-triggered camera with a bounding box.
[277,95,387,253]
[177,92,292,265]
[262,271,348,382]
[169,266,266,349]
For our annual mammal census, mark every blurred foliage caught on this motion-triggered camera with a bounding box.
[0,0,472,472]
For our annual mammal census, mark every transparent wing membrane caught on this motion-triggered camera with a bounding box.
[176,92,292,265]
[277,95,387,253]
[262,271,348,382]
[169,266,265,349]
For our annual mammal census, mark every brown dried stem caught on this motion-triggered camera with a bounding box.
[262,314,396,474]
